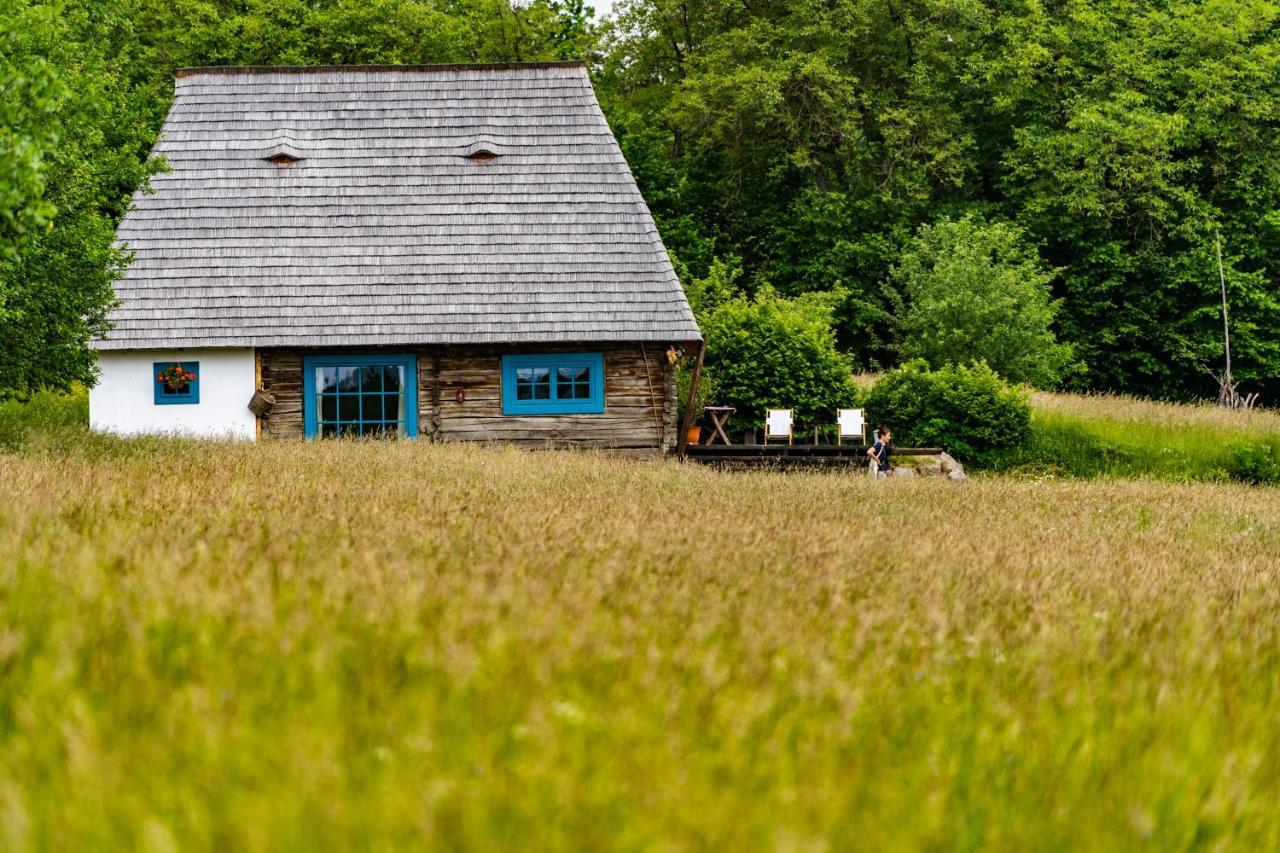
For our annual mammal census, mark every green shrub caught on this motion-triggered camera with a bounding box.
[702,288,858,429]
[0,386,89,451]
[864,360,1031,466]
[1225,442,1280,485]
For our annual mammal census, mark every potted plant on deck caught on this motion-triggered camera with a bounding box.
[677,363,715,445]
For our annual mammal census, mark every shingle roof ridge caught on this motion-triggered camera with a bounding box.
[175,61,586,78]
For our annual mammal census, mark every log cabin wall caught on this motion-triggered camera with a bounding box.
[258,343,677,453]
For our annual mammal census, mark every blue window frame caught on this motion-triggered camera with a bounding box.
[302,354,418,439]
[501,353,605,415]
[154,361,200,405]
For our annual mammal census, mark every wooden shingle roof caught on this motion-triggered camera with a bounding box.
[97,63,700,350]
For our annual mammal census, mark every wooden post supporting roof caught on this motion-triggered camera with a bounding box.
[676,337,706,459]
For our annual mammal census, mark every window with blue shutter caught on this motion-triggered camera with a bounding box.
[501,353,604,415]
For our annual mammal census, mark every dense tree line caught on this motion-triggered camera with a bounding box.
[2,0,1277,400]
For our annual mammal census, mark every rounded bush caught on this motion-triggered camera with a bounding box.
[702,292,858,429]
[864,360,1031,466]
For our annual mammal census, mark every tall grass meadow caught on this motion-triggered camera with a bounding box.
[2,390,1280,848]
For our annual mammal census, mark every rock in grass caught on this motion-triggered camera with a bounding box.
[940,452,968,482]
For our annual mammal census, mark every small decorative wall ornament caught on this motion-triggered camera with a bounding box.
[247,387,276,417]
[665,345,679,366]
[455,387,466,403]
[157,363,197,393]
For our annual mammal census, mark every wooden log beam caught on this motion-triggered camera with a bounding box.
[676,337,706,459]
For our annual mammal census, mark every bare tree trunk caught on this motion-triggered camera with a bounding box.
[1217,230,1232,394]
[1210,231,1260,411]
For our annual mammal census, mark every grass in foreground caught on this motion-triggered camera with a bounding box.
[3,432,1280,849]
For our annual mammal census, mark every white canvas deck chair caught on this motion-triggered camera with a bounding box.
[763,409,793,446]
[837,408,866,445]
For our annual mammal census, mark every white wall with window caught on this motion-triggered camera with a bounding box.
[90,348,257,439]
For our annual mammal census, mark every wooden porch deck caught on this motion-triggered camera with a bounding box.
[683,444,943,466]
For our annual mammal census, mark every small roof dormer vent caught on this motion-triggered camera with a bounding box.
[462,139,503,162]
[262,137,304,167]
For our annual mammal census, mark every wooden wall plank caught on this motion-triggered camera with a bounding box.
[259,343,677,453]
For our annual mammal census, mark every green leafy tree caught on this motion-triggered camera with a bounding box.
[601,0,990,370]
[701,287,857,430]
[893,214,1074,388]
[0,1,157,397]
[683,256,741,319]
[0,2,66,262]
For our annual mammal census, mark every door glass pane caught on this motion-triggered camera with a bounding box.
[361,393,383,422]
[320,394,337,422]
[338,395,359,421]
[383,365,402,393]
[361,366,382,392]
[338,366,360,392]
[318,367,338,394]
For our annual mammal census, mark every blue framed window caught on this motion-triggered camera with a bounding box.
[302,354,418,439]
[154,361,200,405]
[501,353,604,415]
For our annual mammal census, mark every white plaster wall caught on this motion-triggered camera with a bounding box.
[90,348,257,440]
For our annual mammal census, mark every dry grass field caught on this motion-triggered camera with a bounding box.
[1029,390,1280,433]
[3,432,1280,850]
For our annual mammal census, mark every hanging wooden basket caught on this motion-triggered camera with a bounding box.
[247,387,276,417]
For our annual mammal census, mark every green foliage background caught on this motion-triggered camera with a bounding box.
[602,0,1280,401]
[4,0,1280,402]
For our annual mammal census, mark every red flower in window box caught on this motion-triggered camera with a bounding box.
[156,363,196,392]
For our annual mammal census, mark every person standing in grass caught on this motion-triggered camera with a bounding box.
[868,427,893,477]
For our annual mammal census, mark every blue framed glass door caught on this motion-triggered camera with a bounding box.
[302,354,418,439]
